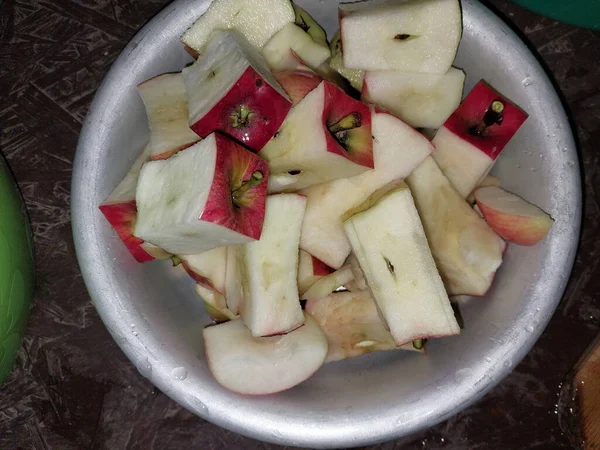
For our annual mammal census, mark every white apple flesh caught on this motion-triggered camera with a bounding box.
[328,30,364,92]
[181,0,295,54]
[406,156,507,296]
[195,283,237,323]
[224,245,244,315]
[362,67,465,129]
[178,247,227,294]
[298,107,432,268]
[302,265,354,301]
[204,312,328,395]
[240,194,306,337]
[134,133,269,255]
[474,186,553,246]
[343,182,460,346]
[340,0,462,73]
[297,250,334,296]
[137,73,200,160]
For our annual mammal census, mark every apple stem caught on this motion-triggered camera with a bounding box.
[230,104,254,129]
[471,100,505,136]
[231,171,264,206]
[412,339,425,350]
[171,256,182,267]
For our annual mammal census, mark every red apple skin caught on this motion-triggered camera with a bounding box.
[323,82,374,168]
[273,69,323,106]
[443,80,528,159]
[182,262,221,293]
[151,141,198,161]
[99,200,154,263]
[190,66,291,152]
[200,134,270,240]
[312,255,334,276]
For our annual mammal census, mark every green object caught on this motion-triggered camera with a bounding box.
[0,156,35,385]
[510,0,600,30]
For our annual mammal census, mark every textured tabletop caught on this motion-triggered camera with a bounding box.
[1,0,599,449]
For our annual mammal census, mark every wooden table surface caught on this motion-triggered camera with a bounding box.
[1,0,599,449]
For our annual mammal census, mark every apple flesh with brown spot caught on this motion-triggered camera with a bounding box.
[475,186,553,246]
[183,30,291,152]
[134,133,269,255]
[432,80,528,197]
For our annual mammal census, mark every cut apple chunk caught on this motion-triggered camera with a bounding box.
[406,156,507,296]
[261,80,374,191]
[302,265,354,301]
[203,312,327,395]
[362,68,465,129]
[474,186,553,246]
[432,80,529,197]
[183,30,291,152]
[328,30,364,92]
[178,247,227,294]
[306,291,422,362]
[343,182,460,346]
[195,284,237,323]
[272,69,323,106]
[340,0,462,73]
[298,250,334,296]
[137,73,200,160]
[181,0,294,54]
[466,174,502,204]
[134,133,269,255]
[347,253,367,291]
[298,107,432,268]
[99,145,157,263]
[240,194,306,337]
[224,245,244,315]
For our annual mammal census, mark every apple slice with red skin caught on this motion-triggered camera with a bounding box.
[203,312,328,395]
[466,174,502,205]
[137,73,200,160]
[306,291,422,362]
[474,186,553,246]
[224,245,244,316]
[178,247,227,295]
[240,194,306,337]
[195,284,237,323]
[298,250,334,296]
[183,30,291,152]
[432,80,528,197]
[99,145,159,263]
[406,156,507,296]
[261,80,374,192]
[302,265,354,301]
[134,133,269,255]
[272,69,323,106]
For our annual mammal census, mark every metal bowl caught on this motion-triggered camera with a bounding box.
[72,0,581,447]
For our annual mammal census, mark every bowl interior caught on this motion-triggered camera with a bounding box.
[72,0,581,447]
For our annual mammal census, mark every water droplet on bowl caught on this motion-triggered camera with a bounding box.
[137,357,153,379]
[132,331,138,337]
[171,367,188,380]
[485,357,492,363]
[522,77,534,87]
[525,325,534,333]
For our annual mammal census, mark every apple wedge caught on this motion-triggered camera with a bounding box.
[203,312,327,395]
[240,194,306,337]
[432,80,529,197]
[99,145,159,263]
[224,245,244,315]
[272,69,323,106]
[305,291,422,362]
[406,156,507,296]
[298,250,334,296]
[298,107,432,268]
[183,30,291,152]
[181,0,294,55]
[340,0,462,73]
[178,247,227,295]
[466,174,502,204]
[195,284,237,323]
[343,182,460,346]
[134,133,269,255]
[346,253,367,291]
[362,68,465,129]
[261,80,374,191]
[328,30,364,92]
[474,186,553,246]
[302,265,354,301]
[137,73,200,160]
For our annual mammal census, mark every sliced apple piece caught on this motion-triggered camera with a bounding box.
[261,80,374,191]
[183,30,291,152]
[432,80,529,197]
[224,245,244,315]
[137,73,200,160]
[343,280,362,292]
[340,0,461,73]
[362,68,465,129]
[272,69,323,106]
[293,4,328,48]
[134,133,269,255]
[195,284,237,323]
[240,194,306,337]
[474,186,553,246]
[302,265,354,301]
[181,0,294,54]
[466,174,502,204]
[347,253,367,291]
[343,182,460,346]
[406,156,507,295]
[178,247,227,295]
[298,250,334,296]
[203,312,327,395]
[328,30,364,92]
[298,107,432,268]
[306,291,422,362]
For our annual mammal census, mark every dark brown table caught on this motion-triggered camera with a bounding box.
[1,1,599,448]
